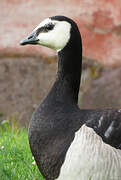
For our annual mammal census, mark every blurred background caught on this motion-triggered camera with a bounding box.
[1,0,121,127]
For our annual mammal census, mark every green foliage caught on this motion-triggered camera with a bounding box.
[0,120,45,180]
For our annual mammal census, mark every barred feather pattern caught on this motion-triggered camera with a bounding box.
[57,125,121,180]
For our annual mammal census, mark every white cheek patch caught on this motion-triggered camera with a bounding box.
[36,20,71,51]
[55,22,71,51]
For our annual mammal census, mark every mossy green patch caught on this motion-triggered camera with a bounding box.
[0,120,44,180]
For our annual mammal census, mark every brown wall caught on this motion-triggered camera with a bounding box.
[1,1,121,126]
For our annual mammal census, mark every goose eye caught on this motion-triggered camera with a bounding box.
[45,23,54,31]
[36,23,55,35]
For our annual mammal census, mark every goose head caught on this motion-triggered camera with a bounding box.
[20,16,73,51]
[20,16,81,52]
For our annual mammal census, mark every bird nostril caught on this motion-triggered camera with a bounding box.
[28,35,33,39]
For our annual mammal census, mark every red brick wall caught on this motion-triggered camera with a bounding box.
[1,0,121,66]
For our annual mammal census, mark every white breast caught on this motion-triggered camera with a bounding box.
[56,125,121,180]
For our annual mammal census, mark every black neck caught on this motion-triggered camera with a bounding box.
[44,27,82,105]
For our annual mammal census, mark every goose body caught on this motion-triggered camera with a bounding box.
[20,16,121,180]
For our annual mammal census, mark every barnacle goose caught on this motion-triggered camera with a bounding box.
[20,16,121,180]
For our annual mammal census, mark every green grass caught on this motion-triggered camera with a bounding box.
[0,119,45,180]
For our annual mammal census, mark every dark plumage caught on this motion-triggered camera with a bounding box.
[20,15,121,180]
